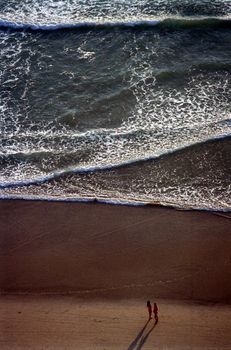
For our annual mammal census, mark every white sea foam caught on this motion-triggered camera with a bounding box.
[1,4,231,210]
[0,0,231,30]
[1,36,231,184]
[1,182,231,212]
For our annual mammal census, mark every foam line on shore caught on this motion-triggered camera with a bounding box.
[1,193,231,213]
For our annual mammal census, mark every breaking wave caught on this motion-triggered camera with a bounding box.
[0,17,231,31]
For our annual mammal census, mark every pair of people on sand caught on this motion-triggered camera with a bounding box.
[147,301,158,322]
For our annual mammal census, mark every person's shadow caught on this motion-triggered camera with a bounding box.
[127,320,150,350]
[136,320,157,349]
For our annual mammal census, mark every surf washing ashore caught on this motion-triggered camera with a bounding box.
[1,0,231,210]
[1,0,231,349]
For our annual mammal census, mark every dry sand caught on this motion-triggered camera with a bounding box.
[0,200,231,349]
[1,296,231,350]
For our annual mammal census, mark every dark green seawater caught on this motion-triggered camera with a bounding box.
[0,0,231,210]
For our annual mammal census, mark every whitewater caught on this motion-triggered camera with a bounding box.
[0,0,231,210]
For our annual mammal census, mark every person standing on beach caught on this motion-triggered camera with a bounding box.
[153,302,158,323]
[147,301,152,320]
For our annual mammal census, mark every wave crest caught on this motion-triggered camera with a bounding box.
[0,17,231,31]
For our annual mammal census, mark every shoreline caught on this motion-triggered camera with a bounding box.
[1,196,231,213]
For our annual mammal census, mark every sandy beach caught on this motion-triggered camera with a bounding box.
[1,296,231,350]
[0,200,231,349]
[1,1,231,349]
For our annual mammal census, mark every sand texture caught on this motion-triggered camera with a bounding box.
[1,200,231,301]
[1,296,231,350]
[0,200,231,349]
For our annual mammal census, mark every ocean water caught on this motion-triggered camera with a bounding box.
[0,0,231,210]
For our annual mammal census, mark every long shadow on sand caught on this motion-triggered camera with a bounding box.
[136,320,157,349]
[127,320,150,350]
